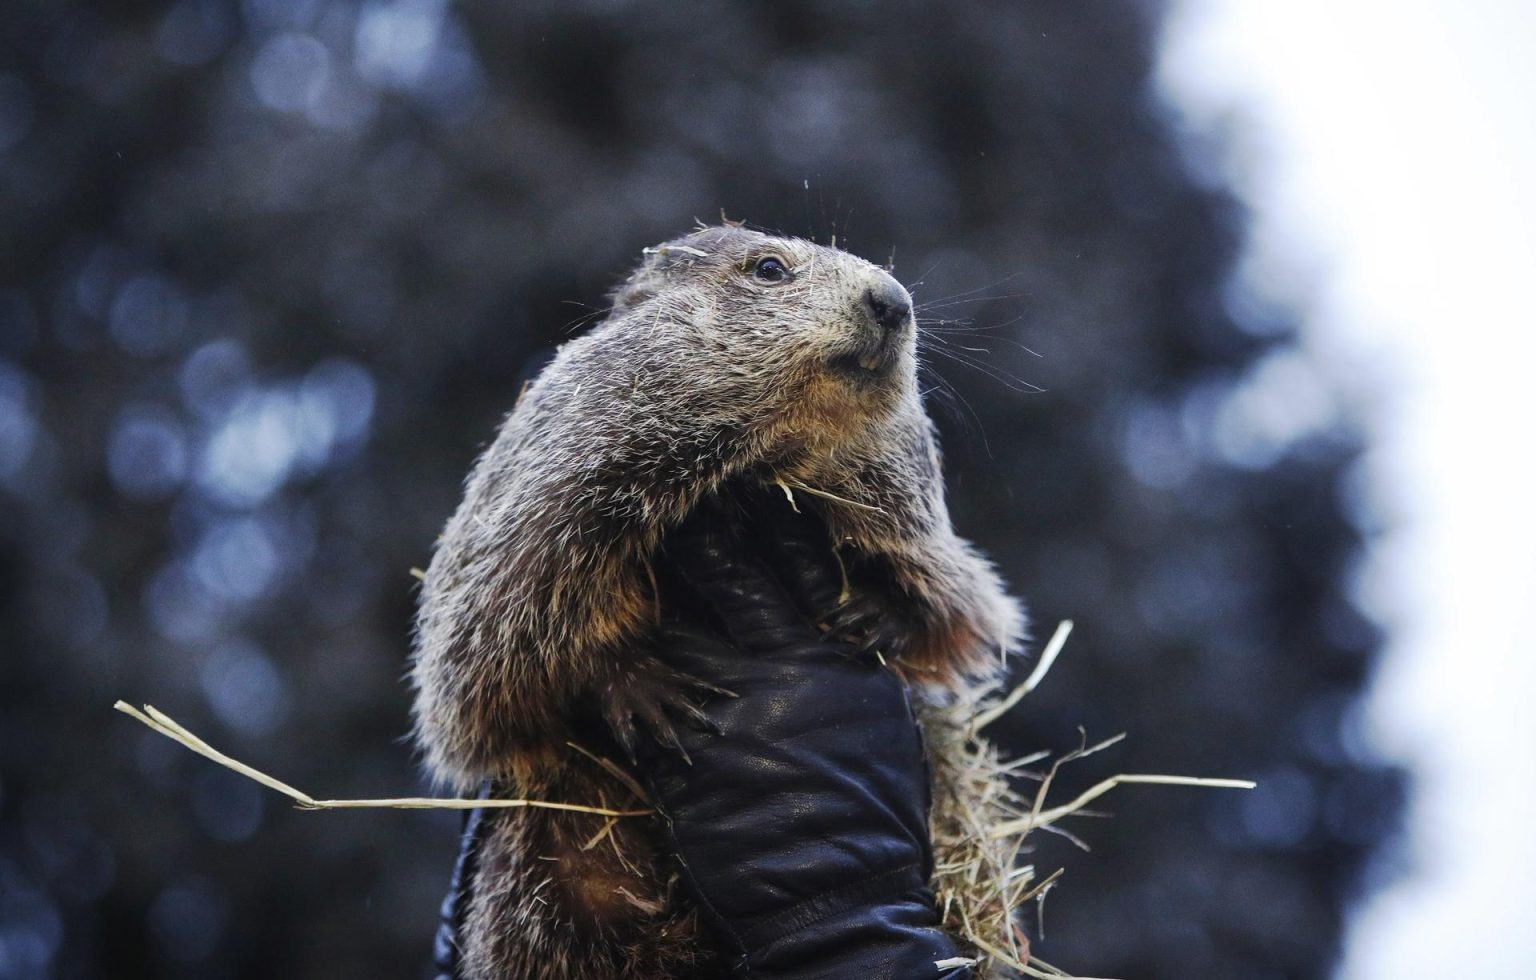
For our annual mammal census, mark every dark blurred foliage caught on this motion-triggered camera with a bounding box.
[0,0,1404,977]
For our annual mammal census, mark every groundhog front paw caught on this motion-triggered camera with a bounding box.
[600,654,730,763]
[821,590,918,664]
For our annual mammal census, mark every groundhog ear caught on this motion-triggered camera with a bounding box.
[608,265,663,313]
[605,270,654,313]
[608,244,708,313]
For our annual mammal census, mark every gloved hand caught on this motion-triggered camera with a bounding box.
[638,493,973,979]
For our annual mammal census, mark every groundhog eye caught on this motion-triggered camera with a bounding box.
[753,256,789,284]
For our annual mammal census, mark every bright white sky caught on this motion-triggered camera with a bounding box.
[1159,2,1536,977]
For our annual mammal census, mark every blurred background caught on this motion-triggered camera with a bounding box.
[1,0,1529,977]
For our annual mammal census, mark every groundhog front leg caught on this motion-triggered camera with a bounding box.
[758,497,1020,677]
[885,537,1025,681]
[815,528,1023,682]
[413,572,723,785]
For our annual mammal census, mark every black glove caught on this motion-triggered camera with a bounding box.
[430,784,490,980]
[639,497,973,980]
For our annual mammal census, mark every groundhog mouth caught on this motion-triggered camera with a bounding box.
[830,333,903,380]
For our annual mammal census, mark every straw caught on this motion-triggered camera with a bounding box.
[113,701,648,817]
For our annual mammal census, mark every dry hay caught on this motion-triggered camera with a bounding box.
[919,622,1252,978]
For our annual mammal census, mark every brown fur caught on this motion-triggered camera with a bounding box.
[412,226,1026,978]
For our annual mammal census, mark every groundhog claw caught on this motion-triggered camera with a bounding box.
[822,592,914,663]
[601,655,729,763]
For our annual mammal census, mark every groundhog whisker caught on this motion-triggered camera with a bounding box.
[920,320,1043,359]
[558,301,609,335]
[906,265,1015,298]
[936,332,1041,356]
[901,254,952,294]
[925,349,1045,395]
[918,369,996,461]
[910,272,1029,311]
[914,279,1028,300]
[909,336,1032,377]
[919,336,1045,394]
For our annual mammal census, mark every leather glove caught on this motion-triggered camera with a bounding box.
[430,784,489,980]
[639,494,973,979]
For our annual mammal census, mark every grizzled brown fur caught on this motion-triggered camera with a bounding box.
[412,226,1026,978]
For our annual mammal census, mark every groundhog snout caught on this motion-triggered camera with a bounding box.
[861,275,913,334]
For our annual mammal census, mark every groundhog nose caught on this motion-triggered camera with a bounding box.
[862,278,912,333]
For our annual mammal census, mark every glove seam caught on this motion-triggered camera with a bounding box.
[664,819,756,959]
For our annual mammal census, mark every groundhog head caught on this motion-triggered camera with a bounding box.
[601,225,920,441]
[614,226,913,364]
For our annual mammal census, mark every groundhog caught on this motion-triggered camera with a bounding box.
[411,224,1027,979]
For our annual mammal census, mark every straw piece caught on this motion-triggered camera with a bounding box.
[936,957,980,971]
[1014,867,1063,905]
[566,741,651,805]
[773,478,802,513]
[296,797,649,816]
[115,701,649,818]
[116,701,314,804]
[778,479,885,513]
[974,620,1074,730]
[990,774,1256,839]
